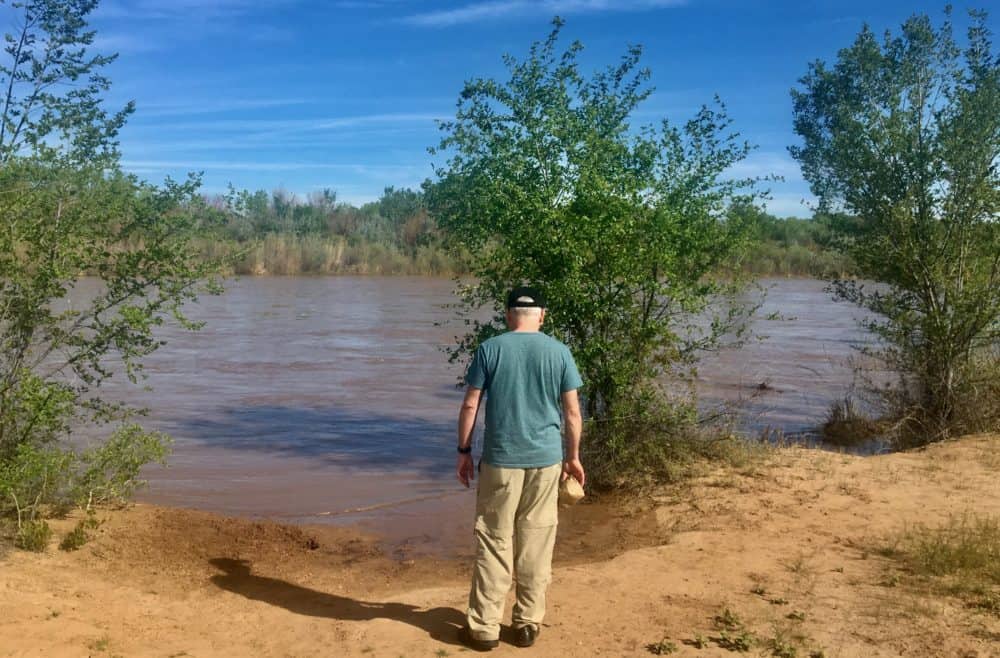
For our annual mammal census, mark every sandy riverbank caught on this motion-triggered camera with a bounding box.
[2,435,998,657]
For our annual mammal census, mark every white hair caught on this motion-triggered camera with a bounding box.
[510,306,542,318]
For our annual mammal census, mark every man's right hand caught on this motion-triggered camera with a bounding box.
[457,453,475,488]
[562,458,585,488]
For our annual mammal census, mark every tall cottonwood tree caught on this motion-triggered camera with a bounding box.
[426,20,768,483]
[790,8,1000,443]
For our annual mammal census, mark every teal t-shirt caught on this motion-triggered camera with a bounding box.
[465,331,583,468]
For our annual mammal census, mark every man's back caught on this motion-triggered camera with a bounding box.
[466,331,582,468]
[455,286,585,651]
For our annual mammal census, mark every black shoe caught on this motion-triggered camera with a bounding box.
[513,625,539,648]
[458,626,499,652]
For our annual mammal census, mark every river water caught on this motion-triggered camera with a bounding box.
[84,277,868,554]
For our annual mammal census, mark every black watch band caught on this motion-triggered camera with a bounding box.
[457,444,472,454]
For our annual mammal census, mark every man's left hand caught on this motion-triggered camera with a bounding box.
[562,458,585,488]
[457,453,475,488]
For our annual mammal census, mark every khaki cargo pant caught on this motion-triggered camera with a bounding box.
[466,462,561,642]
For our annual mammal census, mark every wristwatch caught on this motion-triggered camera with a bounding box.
[457,444,472,454]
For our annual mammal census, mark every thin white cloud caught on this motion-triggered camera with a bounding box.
[132,112,442,131]
[125,113,446,150]
[122,159,426,177]
[333,0,412,8]
[137,98,311,117]
[402,0,686,27]
[91,33,163,54]
[96,0,290,20]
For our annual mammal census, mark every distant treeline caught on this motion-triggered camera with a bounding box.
[200,186,851,278]
[198,186,462,275]
[738,206,855,278]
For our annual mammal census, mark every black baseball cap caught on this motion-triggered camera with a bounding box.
[506,286,546,309]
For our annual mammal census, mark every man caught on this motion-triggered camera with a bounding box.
[455,286,585,651]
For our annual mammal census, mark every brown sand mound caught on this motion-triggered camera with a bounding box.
[2,435,998,657]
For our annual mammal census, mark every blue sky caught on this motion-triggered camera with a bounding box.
[65,0,998,216]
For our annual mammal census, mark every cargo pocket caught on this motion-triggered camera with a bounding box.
[475,463,521,537]
[515,463,561,529]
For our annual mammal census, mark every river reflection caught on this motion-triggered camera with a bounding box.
[77,276,868,555]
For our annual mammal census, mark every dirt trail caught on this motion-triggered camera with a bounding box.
[2,435,998,657]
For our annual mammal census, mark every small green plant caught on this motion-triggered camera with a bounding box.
[717,629,756,652]
[714,607,743,631]
[88,635,110,652]
[59,521,90,551]
[768,628,800,658]
[713,607,756,652]
[809,651,827,658]
[82,512,102,530]
[771,639,798,658]
[646,638,678,655]
[879,572,900,588]
[784,554,811,575]
[751,585,767,596]
[786,610,806,622]
[768,597,790,606]
[968,592,1000,616]
[14,519,51,552]
[692,634,708,649]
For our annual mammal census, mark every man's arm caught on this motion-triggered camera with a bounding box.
[561,388,585,487]
[456,386,482,488]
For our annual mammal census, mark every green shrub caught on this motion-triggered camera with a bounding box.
[59,521,90,551]
[1,425,169,543]
[15,520,51,552]
[75,424,171,507]
[583,389,771,491]
[820,396,883,447]
[0,443,76,518]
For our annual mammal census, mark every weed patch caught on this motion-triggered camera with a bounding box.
[714,607,744,631]
[646,638,678,655]
[14,520,51,552]
[881,513,1000,610]
[59,521,90,551]
[88,635,110,652]
[710,607,757,652]
[717,628,756,652]
[821,396,883,447]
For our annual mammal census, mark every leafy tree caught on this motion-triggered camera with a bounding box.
[426,20,767,483]
[0,0,221,534]
[790,8,1000,443]
[0,0,132,164]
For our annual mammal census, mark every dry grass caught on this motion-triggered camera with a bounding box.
[882,513,1000,613]
[820,395,883,447]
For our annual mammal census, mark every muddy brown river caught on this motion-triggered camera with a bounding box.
[83,277,870,555]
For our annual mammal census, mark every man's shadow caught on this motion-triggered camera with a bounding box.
[208,558,464,645]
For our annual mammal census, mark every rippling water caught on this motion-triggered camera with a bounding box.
[76,276,869,554]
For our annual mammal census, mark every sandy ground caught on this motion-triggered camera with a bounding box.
[2,435,998,658]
